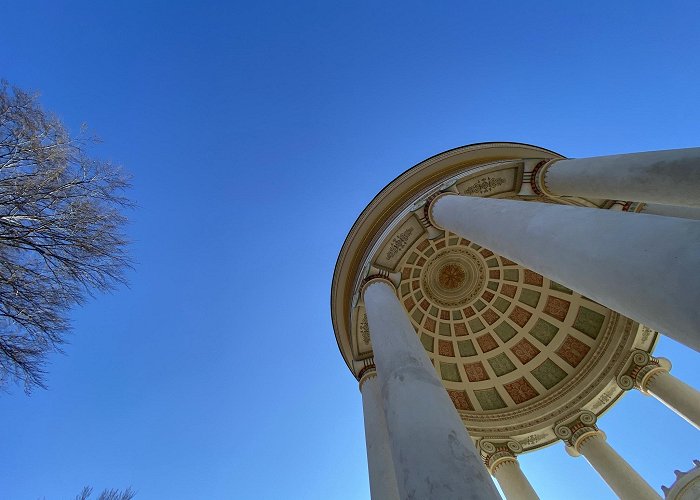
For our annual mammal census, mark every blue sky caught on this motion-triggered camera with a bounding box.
[1,1,699,498]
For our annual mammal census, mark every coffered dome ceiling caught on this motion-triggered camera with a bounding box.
[332,143,657,452]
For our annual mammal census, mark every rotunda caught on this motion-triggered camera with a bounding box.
[330,143,700,500]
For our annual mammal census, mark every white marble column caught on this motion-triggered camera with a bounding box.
[638,203,700,220]
[645,369,700,431]
[429,194,700,353]
[534,148,700,207]
[618,350,700,430]
[556,412,661,500]
[360,368,401,500]
[363,279,500,500]
[493,462,538,500]
[480,440,539,500]
[575,434,660,500]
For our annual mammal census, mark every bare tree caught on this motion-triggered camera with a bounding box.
[75,486,136,500]
[0,81,131,393]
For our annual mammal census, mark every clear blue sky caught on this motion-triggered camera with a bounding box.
[1,1,699,499]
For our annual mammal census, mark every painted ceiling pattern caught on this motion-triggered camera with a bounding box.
[341,157,656,450]
[394,230,608,414]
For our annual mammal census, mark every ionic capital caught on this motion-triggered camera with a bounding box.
[360,269,399,300]
[608,200,634,212]
[358,362,377,391]
[530,159,561,197]
[424,191,452,230]
[617,349,671,394]
[554,410,603,453]
[478,439,523,474]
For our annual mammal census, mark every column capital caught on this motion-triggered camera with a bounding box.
[608,200,634,212]
[424,191,452,230]
[412,206,444,240]
[361,265,402,294]
[358,361,377,390]
[478,439,523,474]
[530,159,561,197]
[361,275,397,300]
[554,410,603,453]
[617,349,671,394]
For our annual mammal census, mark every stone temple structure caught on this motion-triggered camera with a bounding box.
[330,143,700,499]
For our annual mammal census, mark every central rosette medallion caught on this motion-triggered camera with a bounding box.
[421,246,487,308]
[438,264,467,289]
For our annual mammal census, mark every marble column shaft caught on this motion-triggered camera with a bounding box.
[491,460,539,500]
[430,194,700,352]
[577,433,661,500]
[539,148,700,207]
[644,370,700,431]
[360,371,401,500]
[639,203,700,220]
[363,280,500,500]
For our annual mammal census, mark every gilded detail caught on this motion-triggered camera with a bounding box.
[463,176,506,195]
[385,227,415,260]
[438,263,466,289]
[359,315,370,345]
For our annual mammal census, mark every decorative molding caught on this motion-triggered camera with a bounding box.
[608,200,634,212]
[462,176,507,196]
[358,361,377,389]
[531,159,560,197]
[479,438,523,474]
[457,166,518,198]
[385,226,416,260]
[359,314,370,346]
[639,325,654,345]
[519,159,540,196]
[520,433,546,447]
[617,349,670,393]
[375,215,425,269]
[554,410,602,452]
[412,206,443,240]
[361,269,400,291]
[351,305,374,360]
[423,191,450,230]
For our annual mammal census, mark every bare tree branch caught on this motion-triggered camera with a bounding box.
[0,81,132,393]
[74,486,136,500]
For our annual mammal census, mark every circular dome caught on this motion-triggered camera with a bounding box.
[331,142,657,452]
[391,228,646,449]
